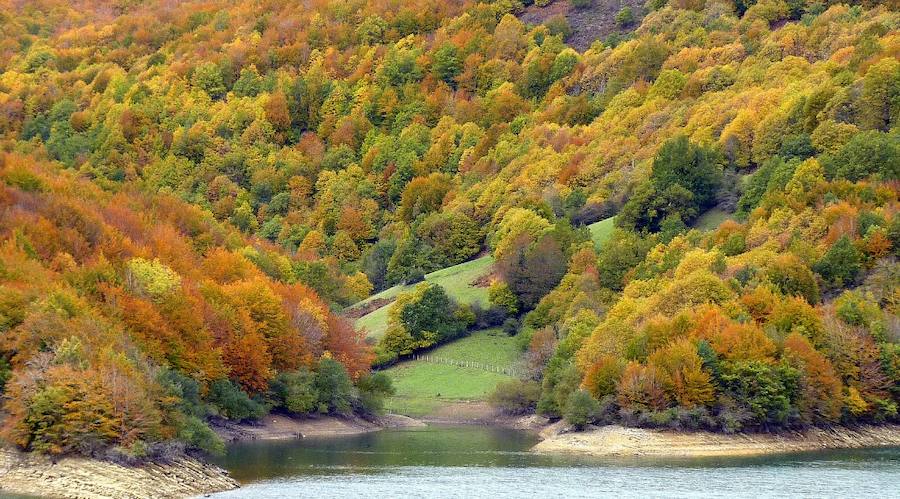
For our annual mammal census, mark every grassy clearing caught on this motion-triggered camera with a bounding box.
[694,208,732,231]
[383,329,520,416]
[352,255,494,339]
[588,216,615,250]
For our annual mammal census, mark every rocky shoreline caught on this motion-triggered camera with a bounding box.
[532,423,900,458]
[0,448,238,499]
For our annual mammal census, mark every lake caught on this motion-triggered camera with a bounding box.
[209,425,900,498]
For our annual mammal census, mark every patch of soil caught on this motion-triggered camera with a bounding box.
[343,297,395,319]
[211,413,424,443]
[470,272,496,288]
[0,448,238,499]
[533,424,900,458]
[518,0,647,52]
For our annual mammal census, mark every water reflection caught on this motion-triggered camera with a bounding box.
[210,425,900,499]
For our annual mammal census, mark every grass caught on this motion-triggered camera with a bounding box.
[694,208,732,231]
[588,216,615,250]
[353,255,494,339]
[383,329,520,416]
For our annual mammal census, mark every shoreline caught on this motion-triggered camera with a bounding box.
[211,413,426,443]
[531,423,900,458]
[3,417,899,498]
[0,448,238,499]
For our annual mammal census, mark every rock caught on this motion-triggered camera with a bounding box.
[0,449,239,499]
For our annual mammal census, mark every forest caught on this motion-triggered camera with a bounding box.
[0,0,897,459]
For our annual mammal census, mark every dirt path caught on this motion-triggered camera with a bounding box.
[0,449,238,499]
[532,424,900,458]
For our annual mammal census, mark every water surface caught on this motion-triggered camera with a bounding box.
[210,425,900,498]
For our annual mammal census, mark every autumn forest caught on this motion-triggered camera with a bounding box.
[0,0,897,462]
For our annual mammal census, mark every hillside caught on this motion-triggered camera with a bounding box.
[0,0,896,466]
[350,255,494,339]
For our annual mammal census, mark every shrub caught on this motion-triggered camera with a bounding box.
[270,370,319,414]
[208,379,266,421]
[489,379,541,415]
[355,372,396,416]
[545,16,571,40]
[503,317,520,336]
[564,390,600,429]
[177,416,225,456]
[615,7,635,27]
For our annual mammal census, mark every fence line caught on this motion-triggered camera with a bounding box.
[411,353,520,377]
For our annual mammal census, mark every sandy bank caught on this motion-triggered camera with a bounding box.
[212,413,425,442]
[0,448,237,499]
[532,424,900,458]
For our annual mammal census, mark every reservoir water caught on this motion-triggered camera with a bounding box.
[210,424,900,498]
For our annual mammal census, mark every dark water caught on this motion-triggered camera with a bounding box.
[209,425,900,498]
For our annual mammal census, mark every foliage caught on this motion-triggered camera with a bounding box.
[564,390,600,429]
[489,379,541,415]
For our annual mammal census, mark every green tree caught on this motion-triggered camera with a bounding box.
[432,44,462,87]
[813,236,861,288]
[564,390,600,429]
[314,358,354,414]
[191,62,226,99]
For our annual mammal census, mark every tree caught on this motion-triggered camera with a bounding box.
[398,173,452,222]
[719,361,799,428]
[496,233,567,311]
[313,358,353,414]
[783,333,843,424]
[648,339,715,409]
[595,230,653,291]
[191,62,226,99]
[619,136,722,231]
[362,239,397,291]
[432,44,462,87]
[822,131,899,181]
[564,390,600,429]
[814,236,861,288]
[766,254,820,304]
[356,372,395,415]
[489,380,541,415]
[377,283,471,359]
[270,370,318,414]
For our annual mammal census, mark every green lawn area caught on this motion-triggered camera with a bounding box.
[588,216,615,250]
[352,255,494,339]
[694,208,732,231]
[383,329,520,416]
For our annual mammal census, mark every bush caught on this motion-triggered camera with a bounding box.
[177,416,225,456]
[472,304,507,329]
[208,379,266,421]
[270,370,318,414]
[503,317,520,336]
[489,379,541,415]
[615,7,635,27]
[545,16,571,40]
[571,0,592,8]
[355,372,396,416]
[564,390,600,429]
